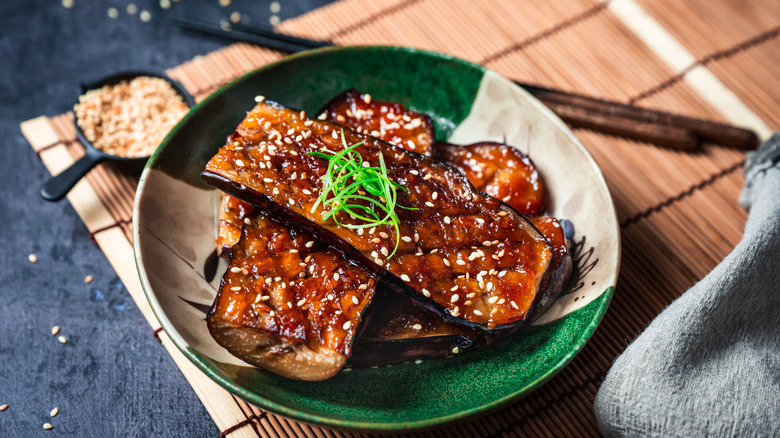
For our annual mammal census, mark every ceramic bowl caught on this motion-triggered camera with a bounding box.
[133,46,620,431]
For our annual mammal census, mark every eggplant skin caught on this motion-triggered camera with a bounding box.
[207,318,345,381]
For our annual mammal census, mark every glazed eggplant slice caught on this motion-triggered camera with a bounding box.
[319,89,435,156]
[203,101,554,330]
[207,212,376,381]
[216,193,255,256]
[433,141,546,217]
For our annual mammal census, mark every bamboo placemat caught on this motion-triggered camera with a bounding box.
[21,0,778,436]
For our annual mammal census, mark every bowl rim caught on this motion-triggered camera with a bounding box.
[133,45,620,431]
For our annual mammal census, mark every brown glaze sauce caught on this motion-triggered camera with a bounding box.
[211,212,376,355]
[320,89,435,157]
[204,101,553,328]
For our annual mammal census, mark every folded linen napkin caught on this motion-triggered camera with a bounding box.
[594,133,780,437]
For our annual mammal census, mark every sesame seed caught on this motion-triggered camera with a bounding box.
[488,296,499,304]
[363,94,372,104]
[242,268,249,275]
[269,311,275,317]
[261,296,271,301]
[450,294,459,302]
[304,120,313,127]
[498,298,506,305]
[302,189,312,195]
[318,113,327,120]
[412,324,422,330]
[415,359,423,365]
[451,307,460,317]
[342,321,351,330]
[452,346,460,354]
[371,251,378,259]
[456,260,466,265]
[414,233,420,242]
[272,188,279,195]
[511,301,519,309]
[432,192,438,200]
[476,218,485,225]
[327,294,334,301]
[379,232,389,239]
[444,216,451,224]
[51,326,60,336]
[230,267,241,273]
[498,249,505,257]
[263,177,273,183]
[359,284,368,290]
[235,159,245,167]
[284,137,293,144]
[409,170,419,175]
[352,296,359,305]
[425,202,434,207]
[333,273,340,281]
[304,255,312,263]
[380,247,389,256]
[295,135,303,142]
[0,404,7,411]
[296,299,306,307]
[230,286,241,291]
[400,274,411,282]
[43,423,53,430]
[300,111,306,119]
[422,288,431,297]
[473,309,483,316]
[305,241,314,248]
[50,407,59,417]
[288,198,296,205]
[254,95,265,103]
[423,174,433,180]
[28,254,38,263]
[482,241,492,246]
[107,7,119,18]
[443,259,450,267]
[58,336,67,344]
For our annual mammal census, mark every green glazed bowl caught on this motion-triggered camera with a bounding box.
[133,46,620,431]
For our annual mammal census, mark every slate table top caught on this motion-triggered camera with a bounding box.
[0,1,330,436]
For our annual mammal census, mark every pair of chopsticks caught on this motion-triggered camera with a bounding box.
[172,16,759,151]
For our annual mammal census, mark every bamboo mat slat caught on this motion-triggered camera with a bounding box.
[21,0,777,436]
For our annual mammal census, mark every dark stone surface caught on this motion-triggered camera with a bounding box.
[0,1,330,436]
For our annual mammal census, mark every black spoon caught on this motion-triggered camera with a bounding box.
[40,71,195,202]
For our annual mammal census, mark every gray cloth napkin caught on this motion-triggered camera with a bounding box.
[594,133,780,437]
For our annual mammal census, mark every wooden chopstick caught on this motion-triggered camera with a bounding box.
[172,16,759,151]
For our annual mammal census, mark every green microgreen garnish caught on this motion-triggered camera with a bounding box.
[308,130,414,259]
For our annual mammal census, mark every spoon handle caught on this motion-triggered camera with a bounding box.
[40,148,104,201]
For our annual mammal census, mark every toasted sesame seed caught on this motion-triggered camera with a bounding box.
[352,296,360,305]
[230,286,241,291]
[304,120,313,127]
[305,241,314,248]
[412,324,422,330]
[230,267,241,273]
[401,236,412,242]
[379,232,389,239]
[0,404,8,411]
[50,407,59,417]
[450,293,459,302]
[235,159,245,167]
[444,216,451,224]
[261,295,271,301]
[359,284,368,290]
[451,307,460,317]
[58,336,67,344]
[372,238,382,245]
[28,254,38,263]
[263,177,273,183]
[409,170,419,175]
[342,321,351,330]
[421,288,431,297]
[443,259,451,267]
[511,301,519,309]
[363,94,372,104]
[300,111,306,119]
[296,299,306,307]
[400,274,411,282]
[332,273,340,281]
[254,95,265,103]
[423,174,433,180]
[488,296,499,304]
[51,326,60,336]
[482,241,492,247]
[456,260,466,266]
[43,423,53,430]
[425,201,434,207]
[414,233,420,242]
[380,247,389,256]
[84,274,94,284]
[498,298,506,305]
[269,311,275,317]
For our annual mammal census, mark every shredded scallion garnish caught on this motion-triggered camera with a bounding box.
[307,130,413,258]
